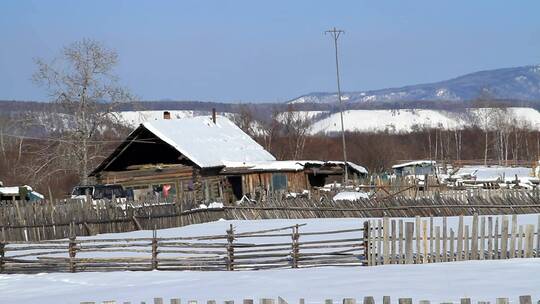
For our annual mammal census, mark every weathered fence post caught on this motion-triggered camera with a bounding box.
[519,295,532,304]
[227,224,235,271]
[363,221,370,266]
[291,224,300,268]
[343,298,356,304]
[501,216,509,259]
[0,239,5,273]
[405,222,414,264]
[68,233,77,273]
[151,228,158,270]
[383,217,390,265]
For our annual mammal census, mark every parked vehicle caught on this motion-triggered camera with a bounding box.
[71,184,132,201]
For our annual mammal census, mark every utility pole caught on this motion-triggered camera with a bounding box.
[325,27,349,185]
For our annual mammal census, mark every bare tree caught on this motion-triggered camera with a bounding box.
[33,39,133,185]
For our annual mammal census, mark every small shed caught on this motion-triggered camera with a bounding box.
[392,160,437,177]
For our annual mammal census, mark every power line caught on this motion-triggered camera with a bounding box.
[325,27,349,185]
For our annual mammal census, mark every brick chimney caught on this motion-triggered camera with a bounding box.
[163,111,171,120]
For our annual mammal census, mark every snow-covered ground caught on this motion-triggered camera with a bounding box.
[1,217,540,304]
[1,259,539,304]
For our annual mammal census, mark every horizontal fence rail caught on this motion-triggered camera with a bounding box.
[78,295,538,304]
[3,190,540,241]
[365,214,540,266]
[0,223,366,274]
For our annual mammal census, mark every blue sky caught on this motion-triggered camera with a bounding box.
[1,0,539,102]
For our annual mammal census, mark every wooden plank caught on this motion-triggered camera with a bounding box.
[405,222,414,264]
[398,299,412,304]
[391,220,396,264]
[278,297,288,304]
[471,214,478,260]
[519,295,532,304]
[243,300,254,304]
[487,217,493,260]
[422,220,428,263]
[434,226,440,262]
[449,229,455,262]
[383,217,390,265]
[371,220,377,265]
[343,298,356,304]
[415,216,421,264]
[154,298,164,304]
[377,220,383,265]
[170,299,180,304]
[460,298,471,304]
[398,220,404,264]
[517,225,524,258]
[429,217,434,262]
[479,216,485,260]
[457,215,464,261]
[442,217,448,262]
[496,298,508,304]
[501,216,509,259]
[363,296,375,304]
[509,214,517,259]
[383,296,390,304]
[260,299,275,304]
[525,225,534,258]
[464,225,469,261]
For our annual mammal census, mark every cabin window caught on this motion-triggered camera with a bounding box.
[271,173,288,191]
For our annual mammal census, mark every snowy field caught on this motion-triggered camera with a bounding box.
[1,216,540,304]
[1,259,539,304]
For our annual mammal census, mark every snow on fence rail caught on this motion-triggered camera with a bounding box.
[78,295,537,304]
[365,214,540,266]
[0,223,366,273]
[3,191,540,241]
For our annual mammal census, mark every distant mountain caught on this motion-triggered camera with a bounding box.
[289,65,540,104]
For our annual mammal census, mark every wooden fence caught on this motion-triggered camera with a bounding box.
[4,191,540,241]
[78,295,538,304]
[0,222,366,273]
[365,214,540,266]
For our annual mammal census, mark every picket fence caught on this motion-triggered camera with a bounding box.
[78,295,537,304]
[0,222,366,273]
[365,214,540,265]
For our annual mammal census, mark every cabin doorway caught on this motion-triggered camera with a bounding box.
[227,176,243,200]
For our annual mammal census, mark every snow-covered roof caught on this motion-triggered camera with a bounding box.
[453,166,533,183]
[222,160,368,174]
[392,160,436,169]
[223,160,305,171]
[0,187,21,195]
[141,116,276,168]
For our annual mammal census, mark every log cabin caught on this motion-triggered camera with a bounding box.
[90,112,367,204]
